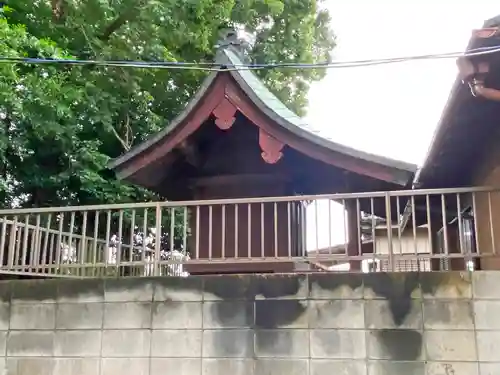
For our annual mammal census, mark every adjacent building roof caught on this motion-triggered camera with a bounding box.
[414,15,500,188]
[110,32,417,188]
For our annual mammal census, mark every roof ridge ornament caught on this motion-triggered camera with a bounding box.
[214,27,252,64]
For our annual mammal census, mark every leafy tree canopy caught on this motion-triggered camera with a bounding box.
[0,0,335,209]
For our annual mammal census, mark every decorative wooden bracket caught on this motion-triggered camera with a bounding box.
[212,98,237,130]
[259,128,284,164]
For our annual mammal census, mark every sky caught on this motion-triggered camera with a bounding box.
[304,0,499,250]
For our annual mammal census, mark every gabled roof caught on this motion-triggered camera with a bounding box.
[110,41,417,187]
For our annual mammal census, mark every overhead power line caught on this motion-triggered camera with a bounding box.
[0,45,499,71]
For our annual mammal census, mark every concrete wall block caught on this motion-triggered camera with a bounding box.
[104,302,152,329]
[151,329,202,357]
[101,330,150,357]
[152,301,202,329]
[473,271,500,299]
[101,358,150,375]
[479,362,500,375]
[254,359,309,375]
[309,300,365,329]
[11,280,58,304]
[365,299,422,330]
[426,362,479,375]
[10,303,56,330]
[310,329,365,359]
[364,273,421,300]
[476,331,500,361]
[58,279,104,303]
[367,361,425,375]
[254,274,308,300]
[54,330,101,357]
[366,329,423,361]
[154,277,203,302]
[420,272,471,299]
[105,278,154,302]
[424,330,477,361]
[7,331,54,357]
[203,329,254,358]
[308,274,363,300]
[203,275,255,301]
[56,302,103,329]
[255,300,308,329]
[203,301,253,329]
[10,358,55,375]
[423,300,474,330]
[0,302,9,331]
[474,300,500,330]
[150,358,201,375]
[202,359,254,375]
[311,360,367,375]
[53,358,100,375]
[255,329,308,358]
[0,330,5,356]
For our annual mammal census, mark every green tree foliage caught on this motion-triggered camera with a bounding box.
[0,0,335,209]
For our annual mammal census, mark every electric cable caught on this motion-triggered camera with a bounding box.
[0,44,499,71]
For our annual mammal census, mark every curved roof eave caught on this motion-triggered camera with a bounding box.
[108,71,218,170]
[221,49,418,176]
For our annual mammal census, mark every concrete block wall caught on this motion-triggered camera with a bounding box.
[0,272,499,374]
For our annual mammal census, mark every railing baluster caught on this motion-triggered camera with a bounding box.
[92,211,99,276]
[208,205,213,261]
[67,211,75,274]
[287,201,292,259]
[456,193,464,270]
[8,216,17,270]
[170,207,175,254]
[221,205,226,259]
[117,209,123,273]
[195,206,200,260]
[56,213,64,275]
[105,211,111,269]
[129,209,135,268]
[472,192,479,268]
[142,209,148,275]
[247,204,251,259]
[356,198,362,264]
[183,207,188,256]
[488,192,496,255]
[80,211,88,277]
[234,204,239,259]
[154,204,162,276]
[370,198,376,272]
[0,216,6,270]
[328,199,332,257]
[274,202,278,258]
[426,194,432,271]
[260,203,265,259]
[21,215,30,272]
[32,214,41,273]
[385,193,393,272]
[441,194,449,267]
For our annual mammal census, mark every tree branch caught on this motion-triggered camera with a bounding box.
[99,0,148,41]
[110,114,133,151]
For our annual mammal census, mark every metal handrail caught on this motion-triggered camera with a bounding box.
[0,186,496,215]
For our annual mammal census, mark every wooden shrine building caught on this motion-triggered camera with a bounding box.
[109,29,417,273]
